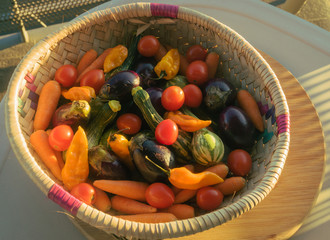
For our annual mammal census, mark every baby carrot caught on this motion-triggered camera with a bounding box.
[159,204,195,220]
[93,180,149,202]
[77,49,98,76]
[174,189,197,204]
[33,80,61,131]
[116,213,177,223]
[54,150,64,169]
[205,52,220,79]
[205,163,229,179]
[111,195,157,214]
[76,48,112,83]
[215,176,246,196]
[154,43,168,62]
[93,187,111,212]
[30,130,62,180]
[237,89,264,132]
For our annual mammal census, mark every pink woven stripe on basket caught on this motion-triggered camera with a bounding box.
[276,114,290,134]
[24,72,35,83]
[48,184,82,216]
[150,3,179,18]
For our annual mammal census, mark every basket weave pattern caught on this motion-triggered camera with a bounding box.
[5,2,290,239]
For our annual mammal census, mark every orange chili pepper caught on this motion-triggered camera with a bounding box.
[61,126,89,191]
[62,86,96,102]
[103,45,128,73]
[107,133,135,172]
[164,111,212,132]
[145,157,223,190]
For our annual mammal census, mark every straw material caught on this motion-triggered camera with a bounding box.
[5,2,290,239]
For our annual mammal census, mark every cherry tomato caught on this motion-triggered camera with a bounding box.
[186,60,209,86]
[227,149,252,176]
[186,44,208,63]
[182,84,203,108]
[196,186,224,211]
[138,35,160,57]
[145,182,175,209]
[161,86,185,111]
[70,183,96,205]
[155,119,178,145]
[80,69,105,94]
[55,64,77,88]
[48,125,74,151]
[116,113,142,135]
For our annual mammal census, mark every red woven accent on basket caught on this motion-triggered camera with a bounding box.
[276,114,290,134]
[150,3,178,18]
[24,72,35,83]
[48,184,82,216]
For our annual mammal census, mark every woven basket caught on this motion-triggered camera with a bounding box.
[5,2,290,239]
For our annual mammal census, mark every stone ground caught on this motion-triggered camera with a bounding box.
[0,42,34,101]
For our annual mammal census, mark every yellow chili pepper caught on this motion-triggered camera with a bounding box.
[61,126,89,191]
[103,45,128,73]
[107,133,135,172]
[62,86,96,102]
[154,49,180,80]
[164,111,212,132]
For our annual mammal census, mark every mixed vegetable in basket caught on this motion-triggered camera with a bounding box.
[30,33,264,223]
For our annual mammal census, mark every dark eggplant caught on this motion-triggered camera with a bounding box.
[133,56,160,88]
[52,100,90,130]
[145,87,166,116]
[98,70,140,102]
[204,78,237,112]
[88,145,129,180]
[218,106,256,150]
[132,140,175,183]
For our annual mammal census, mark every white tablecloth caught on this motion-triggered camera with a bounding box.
[1,0,329,239]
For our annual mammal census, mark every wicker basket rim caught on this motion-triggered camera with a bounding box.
[5,2,290,239]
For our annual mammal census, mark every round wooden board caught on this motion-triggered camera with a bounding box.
[73,52,326,240]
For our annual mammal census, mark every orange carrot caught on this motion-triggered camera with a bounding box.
[215,176,246,196]
[33,80,61,131]
[237,89,264,132]
[159,204,195,220]
[205,164,229,179]
[116,213,177,223]
[205,52,220,79]
[54,150,64,169]
[77,49,98,76]
[93,180,149,202]
[76,48,112,83]
[154,43,168,62]
[30,130,62,180]
[174,189,197,204]
[111,195,157,214]
[165,44,189,76]
[93,187,111,212]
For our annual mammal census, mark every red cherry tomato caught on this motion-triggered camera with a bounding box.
[227,149,252,176]
[161,86,185,111]
[116,113,142,135]
[186,44,208,63]
[80,69,105,94]
[48,125,74,151]
[70,183,96,205]
[145,182,175,209]
[138,35,160,57]
[155,119,178,145]
[182,84,203,108]
[55,64,77,88]
[196,186,224,211]
[186,60,209,86]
